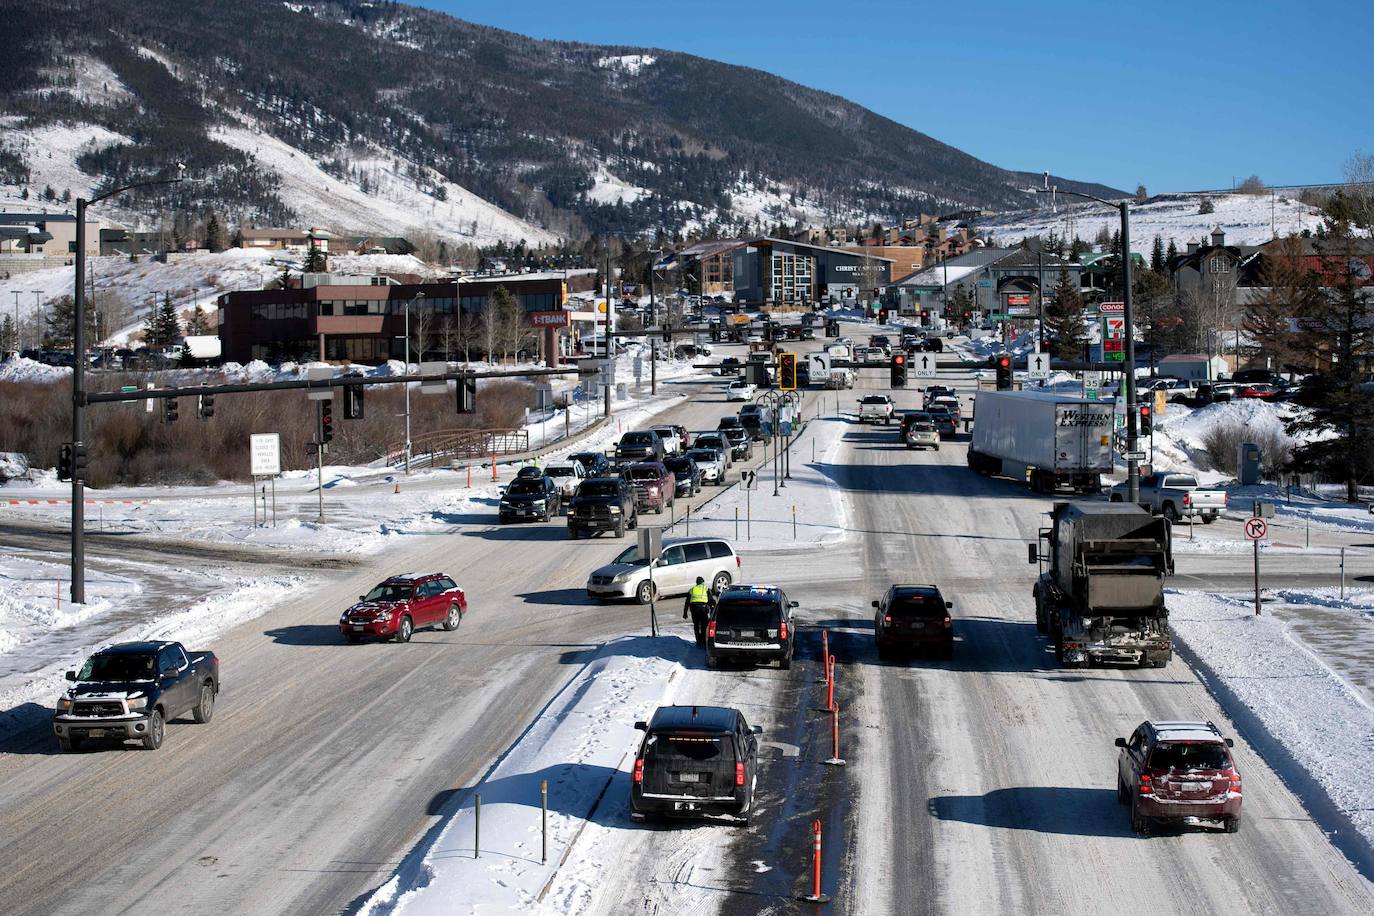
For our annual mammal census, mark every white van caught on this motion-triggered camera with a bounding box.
[585,537,741,605]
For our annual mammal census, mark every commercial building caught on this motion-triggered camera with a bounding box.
[0,211,101,257]
[659,239,747,295]
[890,248,1018,317]
[217,272,593,364]
[732,237,893,307]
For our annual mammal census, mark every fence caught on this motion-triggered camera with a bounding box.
[385,428,530,469]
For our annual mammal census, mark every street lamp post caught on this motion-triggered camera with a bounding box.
[1036,187,1139,503]
[71,174,183,604]
[402,291,425,474]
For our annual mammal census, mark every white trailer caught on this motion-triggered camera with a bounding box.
[968,390,1114,493]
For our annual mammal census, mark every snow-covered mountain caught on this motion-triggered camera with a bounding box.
[0,0,1120,244]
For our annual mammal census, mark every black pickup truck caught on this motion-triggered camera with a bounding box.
[567,476,639,538]
[53,640,219,751]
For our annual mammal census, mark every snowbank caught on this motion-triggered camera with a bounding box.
[0,356,71,383]
[0,557,139,657]
[680,414,850,552]
[360,635,696,916]
[1170,589,1374,869]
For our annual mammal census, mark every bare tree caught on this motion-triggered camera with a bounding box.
[458,310,480,365]
[857,252,885,308]
[407,304,435,362]
[1340,150,1374,228]
[1243,235,1318,370]
[439,315,459,361]
[1237,174,1266,195]
[482,299,501,365]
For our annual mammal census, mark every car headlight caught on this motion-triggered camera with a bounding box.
[532,499,545,506]
[126,696,147,711]
[613,571,633,582]
[57,697,73,712]
[609,506,621,513]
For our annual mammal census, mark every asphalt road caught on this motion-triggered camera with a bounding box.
[0,350,813,916]
[4,323,1372,915]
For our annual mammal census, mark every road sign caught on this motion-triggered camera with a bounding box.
[1099,301,1125,314]
[911,352,936,378]
[1082,370,1102,400]
[1026,350,1050,380]
[1245,518,1268,540]
[1124,450,1147,461]
[250,433,281,477]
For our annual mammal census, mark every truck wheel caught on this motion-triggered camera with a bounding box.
[192,682,215,724]
[1110,494,1122,502]
[655,503,663,514]
[568,526,580,540]
[1131,800,1150,836]
[779,652,792,670]
[615,521,626,537]
[58,736,78,753]
[1201,514,1217,525]
[442,602,462,631]
[1162,503,1179,522]
[636,581,656,605]
[142,708,165,750]
[395,616,413,643]
[629,513,639,529]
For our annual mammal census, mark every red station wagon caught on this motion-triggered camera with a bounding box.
[339,573,467,643]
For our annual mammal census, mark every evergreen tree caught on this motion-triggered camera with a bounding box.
[143,294,181,348]
[1286,224,1374,501]
[1042,267,1086,361]
[303,245,327,273]
[43,295,98,349]
[1150,235,1165,274]
[1070,236,1091,260]
[0,314,18,353]
[1199,197,1215,215]
[230,226,244,249]
[204,212,226,252]
[1166,239,1178,265]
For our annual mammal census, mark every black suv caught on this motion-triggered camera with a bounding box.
[664,455,702,497]
[737,404,767,441]
[569,451,611,477]
[873,585,953,659]
[567,477,638,538]
[499,475,562,523]
[716,422,754,461]
[707,585,797,669]
[631,705,762,824]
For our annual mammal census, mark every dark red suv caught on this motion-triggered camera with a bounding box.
[873,585,953,660]
[625,462,676,514]
[339,573,466,643]
[1116,720,1241,834]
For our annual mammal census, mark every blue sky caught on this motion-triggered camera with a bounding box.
[415,1,1373,192]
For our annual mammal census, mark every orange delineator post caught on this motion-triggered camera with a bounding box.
[826,655,835,712]
[801,818,830,903]
[491,452,498,481]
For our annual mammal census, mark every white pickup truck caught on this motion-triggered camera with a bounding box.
[1109,473,1227,523]
[857,394,896,425]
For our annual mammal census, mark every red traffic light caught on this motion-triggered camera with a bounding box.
[1140,405,1151,416]
[894,354,905,364]
[997,356,1010,368]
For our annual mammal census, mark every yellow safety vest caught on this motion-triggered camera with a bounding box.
[688,583,710,605]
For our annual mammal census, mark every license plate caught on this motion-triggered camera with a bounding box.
[1181,783,1206,793]
[352,625,365,631]
[909,621,925,629]
[86,729,106,738]
[678,772,700,783]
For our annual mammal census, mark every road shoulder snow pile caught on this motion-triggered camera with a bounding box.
[684,415,851,552]
[1169,589,1374,870]
[360,635,695,916]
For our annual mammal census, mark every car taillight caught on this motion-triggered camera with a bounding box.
[1138,773,1153,794]
[883,615,892,624]
[633,758,644,784]
[943,615,952,628]
[735,762,745,787]
[1228,769,1241,791]
[1183,493,1191,506]
[1221,493,1228,506]
[779,621,788,640]
[707,621,716,639]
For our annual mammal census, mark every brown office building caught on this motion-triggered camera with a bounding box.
[217,274,587,364]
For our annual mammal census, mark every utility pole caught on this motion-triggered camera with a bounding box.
[1037,246,1045,354]
[402,291,424,474]
[603,254,613,418]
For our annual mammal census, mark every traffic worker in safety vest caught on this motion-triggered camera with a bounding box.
[683,577,713,647]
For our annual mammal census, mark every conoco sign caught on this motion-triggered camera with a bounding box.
[527,310,570,328]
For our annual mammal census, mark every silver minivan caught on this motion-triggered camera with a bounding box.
[586,537,741,605]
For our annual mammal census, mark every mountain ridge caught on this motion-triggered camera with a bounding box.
[0,0,1123,244]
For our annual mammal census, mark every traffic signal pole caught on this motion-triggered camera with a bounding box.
[71,197,87,604]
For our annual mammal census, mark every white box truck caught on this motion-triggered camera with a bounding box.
[967,390,1114,493]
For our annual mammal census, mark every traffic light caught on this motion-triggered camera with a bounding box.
[73,442,87,479]
[890,353,907,388]
[57,443,72,481]
[163,397,178,423]
[995,355,1012,390]
[1138,403,1153,436]
[320,401,334,445]
[344,385,364,420]
[778,352,798,390]
[197,391,214,420]
[456,376,477,414]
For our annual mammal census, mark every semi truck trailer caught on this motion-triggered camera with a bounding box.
[967,390,1114,493]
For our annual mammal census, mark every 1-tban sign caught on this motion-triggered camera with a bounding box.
[527,310,571,328]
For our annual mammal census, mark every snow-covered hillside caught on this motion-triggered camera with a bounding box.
[972,192,1345,255]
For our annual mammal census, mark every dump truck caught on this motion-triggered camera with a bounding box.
[967,390,1114,493]
[1030,502,1174,669]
